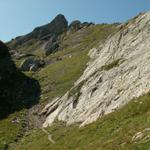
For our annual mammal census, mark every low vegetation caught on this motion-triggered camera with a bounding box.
[0,111,26,150]
[10,93,150,150]
[102,59,121,71]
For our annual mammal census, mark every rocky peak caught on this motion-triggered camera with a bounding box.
[38,14,68,40]
[51,14,68,27]
[12,14,68,47]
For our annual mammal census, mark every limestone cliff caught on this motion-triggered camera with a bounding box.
[42,12,150,127]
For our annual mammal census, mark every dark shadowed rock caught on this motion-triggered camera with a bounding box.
[0,41,10,58]
[20,56,45,71]
[0,41,41,119]
[44,40,59,56]
[13,14,68,46]
[33,14,68,40]
[69,20,82,31]
[68,20,94,33]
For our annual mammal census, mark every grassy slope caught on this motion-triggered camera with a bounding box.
[0,112,23,150]
[0,24,118,149]
[7,38,43,55]
[10,93,150,150]
[1,24,150,150]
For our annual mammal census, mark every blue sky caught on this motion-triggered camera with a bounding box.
[0,0,150,42]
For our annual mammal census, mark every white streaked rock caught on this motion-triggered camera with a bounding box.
[42,12,150,127]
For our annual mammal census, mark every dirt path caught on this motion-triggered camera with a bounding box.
[27,105,55,144]
[40,127,55,144]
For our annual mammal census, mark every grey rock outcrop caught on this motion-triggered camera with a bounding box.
[41,14,68,55]
[132,132,144,142]
[68,20,94,34]
[20,56,45,71]
[44,36,59,56]
[42,11,150,127]
[132,128,150,142]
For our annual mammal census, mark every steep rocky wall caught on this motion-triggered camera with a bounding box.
[0,41,41,119]
[42,12,150,127]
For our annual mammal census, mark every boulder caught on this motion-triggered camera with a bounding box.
[20,56,45,71]
[69,20,82,32]
[132,132,144,142]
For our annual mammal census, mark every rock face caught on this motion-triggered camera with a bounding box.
[0,41,40,119]
[0,41,16,80]
[42,12,150,127]
[44,36,60,56]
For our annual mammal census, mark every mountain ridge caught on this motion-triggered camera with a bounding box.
[7,14,94,57]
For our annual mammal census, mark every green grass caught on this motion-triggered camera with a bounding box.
[102,59,121,71]
[10,93,150,150]
[7,39,43,55]
[0,111,26,150]
[35,50,89,104]
[82,24,118,47]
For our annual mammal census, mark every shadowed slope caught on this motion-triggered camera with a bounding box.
[0,41,41,119]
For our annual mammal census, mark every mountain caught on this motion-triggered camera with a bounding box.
[1,12,150,150]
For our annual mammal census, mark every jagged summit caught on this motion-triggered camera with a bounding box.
[33,14,68,39]
[8,14,94,56]
[13,14,68,43]
[51,14,68,24]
